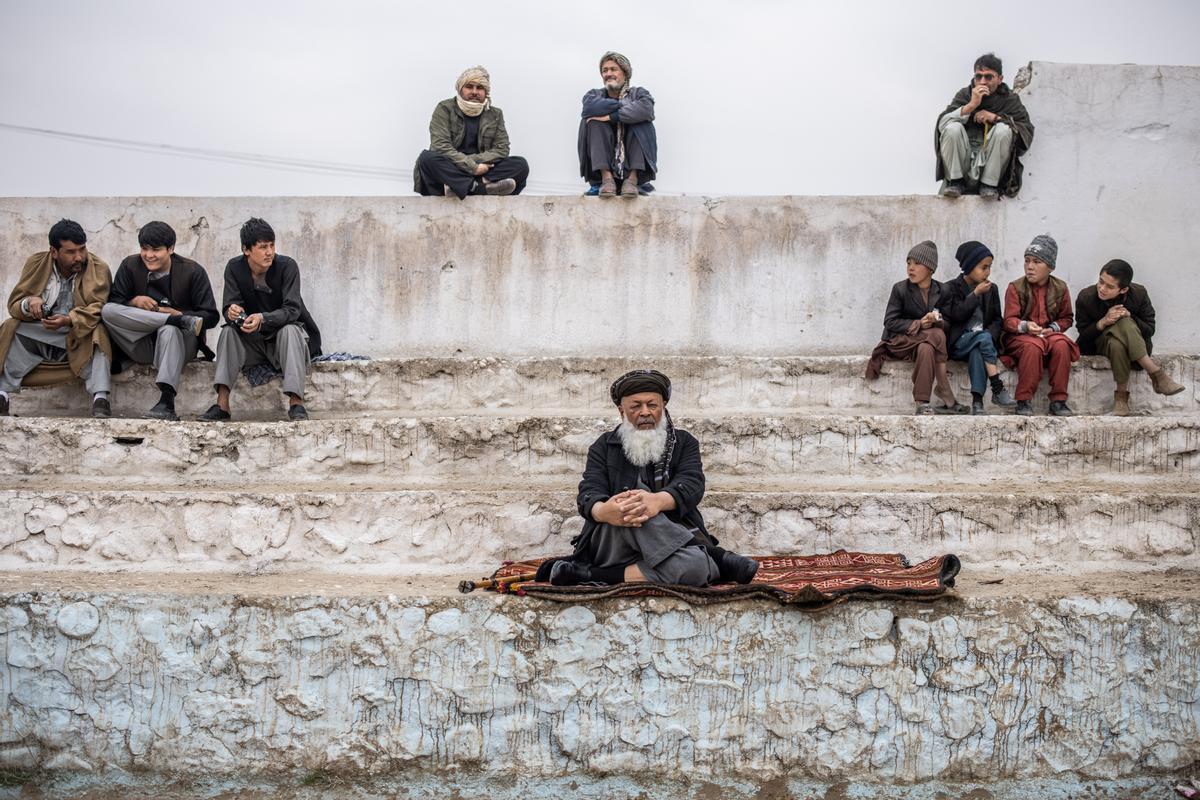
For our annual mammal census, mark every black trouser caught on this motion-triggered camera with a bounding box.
[583,120,647,181]
[416,150,530,198]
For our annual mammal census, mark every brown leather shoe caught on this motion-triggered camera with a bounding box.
[1112,389,1131,416]
[599,176,617,197]
[619,179,640,197]
[1150,369,1185,396]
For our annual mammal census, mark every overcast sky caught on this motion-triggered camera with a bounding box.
[1,0,1198,197]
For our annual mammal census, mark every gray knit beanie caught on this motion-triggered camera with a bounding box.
[1025,234,1058,269]
[906,240,938,273]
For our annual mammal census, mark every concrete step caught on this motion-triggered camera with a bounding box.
[2,484,1196,574]
[2,414,1198,484]
[1,569,1197,784]
[6,354,1198,418]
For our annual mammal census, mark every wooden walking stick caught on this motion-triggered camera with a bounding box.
[458,572,538,594]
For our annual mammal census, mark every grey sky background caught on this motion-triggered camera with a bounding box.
[2,0,1198,198]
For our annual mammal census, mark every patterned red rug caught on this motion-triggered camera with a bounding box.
[462,550,960,610]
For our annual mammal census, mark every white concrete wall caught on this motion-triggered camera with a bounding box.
[0,62,1195,356]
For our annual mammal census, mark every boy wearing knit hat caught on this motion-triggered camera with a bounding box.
[1074,259,1184,415]
[865,241,968,415]
[938,240,1016,414]
[1000,234,1080,416]
[413,66,530,199]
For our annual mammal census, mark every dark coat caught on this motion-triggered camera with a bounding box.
[577,86,657,182]
[880,278,946,342]
[1074,282,1156,357]
[935,81,1034,196]
[572,424,712,564]
[938,274,1002,353]
[221,255,322,358]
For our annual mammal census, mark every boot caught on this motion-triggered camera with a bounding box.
[1112,390,1131,416]
[1150,369,1185,396]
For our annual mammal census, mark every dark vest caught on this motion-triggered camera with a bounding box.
[229,256,323,358]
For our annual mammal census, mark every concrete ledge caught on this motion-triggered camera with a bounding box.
[1,486,1196,574]
[2,414,1197,483]
[6,354,1199,418]
[1,571,1197,782]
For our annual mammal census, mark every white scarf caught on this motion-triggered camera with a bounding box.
[456,96,489,117]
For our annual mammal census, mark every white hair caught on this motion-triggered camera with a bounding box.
[617,413,668,467]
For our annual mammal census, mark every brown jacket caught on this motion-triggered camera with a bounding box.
[0,251,112,386]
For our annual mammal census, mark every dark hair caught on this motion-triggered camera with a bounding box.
[137,220,176,250]
[240,218,275,250]
[48,219,87,249]
[974,53,1003,75]
[1100,259,1134,289]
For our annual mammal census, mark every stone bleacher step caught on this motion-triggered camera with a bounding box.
[2,413,1197,483]
[1,569,1196,785]
[7,354,1198,417]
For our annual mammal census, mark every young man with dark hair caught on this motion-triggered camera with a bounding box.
[1074,259,1184,415]
[0,219,112,417]
[936,52,1034,199]
[101,220,219,420]
[200,218,321,422]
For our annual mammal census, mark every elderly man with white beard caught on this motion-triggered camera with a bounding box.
[545,369,759,587]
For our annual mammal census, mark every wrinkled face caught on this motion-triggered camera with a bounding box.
[459,81,487,103]
[601,60,626,91]
[140,244,173,273]
[967,256,993,284]
[1096,270,1127,302]
[51,239,88,273]
[906,258,933,285]
[244,239,275,272]
[620,392,664,430]
[1024,255,1052,285]
[973,67,1001,94]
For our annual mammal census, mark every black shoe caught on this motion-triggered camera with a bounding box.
[990,386,1016,407]
[91,397,111,419]
[979,184,1000,198]
[550,560,594,586]
[288,404,309,421]
[199,403,231,421]
[715,550,759,584]
[1048,400,1074,417]
[0,394,8,417]
[144,400,179,421]
[943,179,966,198]
[971,398,985,415]
[1015,400,1033,416]
[934,401,970,415]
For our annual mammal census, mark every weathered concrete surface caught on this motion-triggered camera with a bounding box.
[7,354,1199,418]
[1,571,1198,783]
[0,65,1196,357]
[2,414,1198,483]
[0,485,1196,574]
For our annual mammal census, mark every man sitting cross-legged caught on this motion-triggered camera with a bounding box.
[546,369,758,588]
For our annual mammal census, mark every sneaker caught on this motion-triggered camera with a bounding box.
[914,402,935,416]
[167,314,203,337]
[599,176,617,198]
[990,386,1016,407]
[483,178,516,196]
[943,180,966,198]
[144,400,179,421]
[288,404,309,421]
[91,397,111,419]
[971,397,986,415]
[619,179,640,198]
[1150,369,1185,396]
[715,550,759,584]
[1049,400,1074,417]
[935,401,970,415]
[979,184,1000,198]
[1015,400,1034,416]
[0,394,8,416]
[199,404,231,422]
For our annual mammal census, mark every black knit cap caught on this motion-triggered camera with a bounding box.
[955,240,993,274]
[610,369,671,406]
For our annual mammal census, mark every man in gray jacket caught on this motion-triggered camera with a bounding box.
[578,51,658,197]
[413,66,530,199]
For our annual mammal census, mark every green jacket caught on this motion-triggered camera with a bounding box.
[413,98,510,193]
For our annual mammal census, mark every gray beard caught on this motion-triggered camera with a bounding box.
[617,416,668,467]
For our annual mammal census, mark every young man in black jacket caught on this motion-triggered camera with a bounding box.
[545,369,758,587]
[1074,259,1184,415]
[200,218,321,422]
[101,221,219,420]
[938,240,1016,415]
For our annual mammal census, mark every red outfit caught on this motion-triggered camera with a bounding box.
[1002,280,1080,402]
